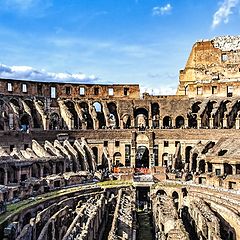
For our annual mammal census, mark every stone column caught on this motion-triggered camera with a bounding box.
[235,117,240,129]
[131,118,135,129]
[148,118,153,129]
[159,118,163,129]
[232,164,237,175]
[40,166,44,178]
[120,119,124,129]
[209,117,214,129]
[52,163,56,174]
[222,117,227,128]
[197,118,201,129]
[185,118,189,128]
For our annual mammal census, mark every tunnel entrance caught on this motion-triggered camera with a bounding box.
[136,187,154,240]
[135,146,149,168]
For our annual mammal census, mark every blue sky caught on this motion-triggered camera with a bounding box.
[0,0,240,94]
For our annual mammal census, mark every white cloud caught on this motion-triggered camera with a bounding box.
[152,4,172,16]
[212,0,239,28]
[0,64,100,84]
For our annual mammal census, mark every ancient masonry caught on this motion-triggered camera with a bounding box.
[0,35,240,240]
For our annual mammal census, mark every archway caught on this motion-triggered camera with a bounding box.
[134,108,148,129]
[163,116,172,128]
[92,147,98,164]
[192,153,198,172]
[65,101,80,129]
[79,102,93,129]
[151,103,160,129]
[156,189,167,196]
[49,112,60,130]
[175,116,184,128]
[185,146,192,163]
[224,163,233,175]
[199,160,206,173]
[20,114,30,131]
[172,191,179,209]
[93,102,106,129]
[122,114,131,129]
[135,146,149,168]
[113,152,122,166]
[0,168,5,184]
[107,102,119,128]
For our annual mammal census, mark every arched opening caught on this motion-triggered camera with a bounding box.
[20,114,30,132]
[151,103,160,129]
[65,101,81,129]
[0,168,5,184]
[43,163,52,177]
[163,116,172,128]
[135,146,149,168]
[188,113,197,128]
[56,161,64,174]
[175,116,184,128]
[122,115,131,129]
[49,112,60,130]
[207,162,213,172]
[199,160,206,173]
[134,108,148,129]
[172,191,179,209]
[156,189,167,196]
[93,102,106,129]
[32,163,41,178]
[92,147,98,164]
[25,100,42,128]
[162,153,170,167]
[185,146,192,163]
[113,152,122,166]
[107,102,119,128]
[224,163,233,175]
[192,153,198,172]
[79,102,93,129]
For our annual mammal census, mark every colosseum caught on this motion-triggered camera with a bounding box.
[0,35,240,240]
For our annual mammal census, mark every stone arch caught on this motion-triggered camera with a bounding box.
[134,107,148,129]
[24,99,42,128]
[192,153,198,172]
[65,100,81,129]
[156,189,167,196]
[49,112,60,130]
[107,102,119,128]
[185,146,192,163]
[92,147,98,164]
[135,146,149,168]
[32,163,41,178]
[79,102,93,129]
[93,101,106,129]
[113,152,122,166]
[162,153,169,167]
[56,161,64,174]
[172,191,179,209]
[122,114,131,129]
[224,163,233,175]
[199,159,206,173]
[163,116,172,128]
[151,102,160,129]
[20,114,31,131]
[0,168,5,184]
[175,115,185,128]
